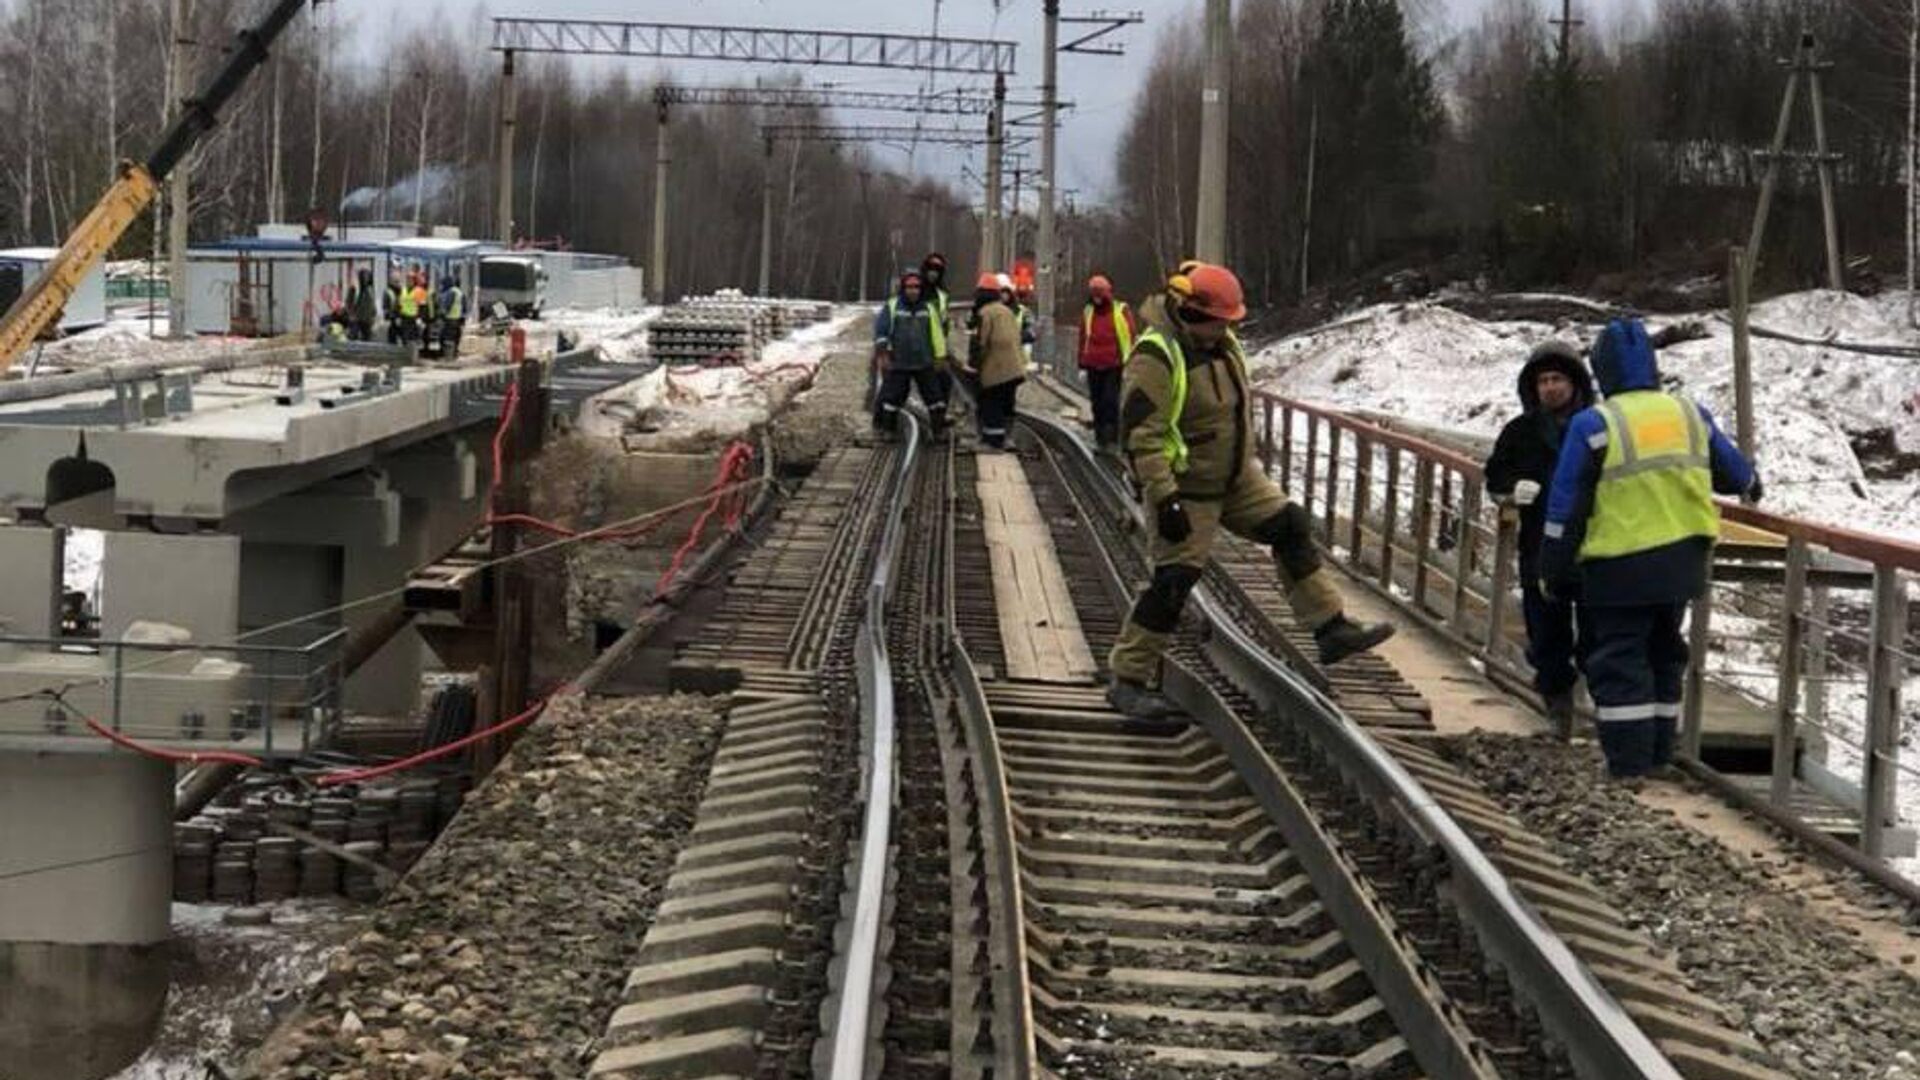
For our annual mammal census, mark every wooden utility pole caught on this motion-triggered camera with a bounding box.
[482,349,545,776]
[858,170,871,303]
[759,136,775,297]
[1299,92,1318,299]
[1729,246,1756,461]
[1746,30,1845,292]
[1550,0,1583,66]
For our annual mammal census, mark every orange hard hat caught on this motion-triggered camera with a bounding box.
[1171,262,1246,322]
[1087,274,1113,297]
[976,271,1000,290]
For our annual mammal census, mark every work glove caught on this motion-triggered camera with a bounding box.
[1156,497,1193,544]
[1513,480,1541,507]
[1743,476,1764,505]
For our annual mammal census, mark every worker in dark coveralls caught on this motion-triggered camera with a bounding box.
[872,268,950,437]
[1484,342,1596,731]
[1539,319,1760,778]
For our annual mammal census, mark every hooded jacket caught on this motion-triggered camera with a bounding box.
[873,282,941,372]
[1539,320,1756,606]
[1484,343,1595,580]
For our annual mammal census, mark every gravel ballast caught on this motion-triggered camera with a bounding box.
[1446,732,1920,1080]
[251,693,723,1080]
[770,323,875,469]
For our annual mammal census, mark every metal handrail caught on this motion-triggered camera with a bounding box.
[1258,391,1916,865]
[825,411,921,1080]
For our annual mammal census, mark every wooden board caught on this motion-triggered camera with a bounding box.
[975,453,1100,683]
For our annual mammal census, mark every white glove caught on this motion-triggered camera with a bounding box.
[1513,480,1541,507]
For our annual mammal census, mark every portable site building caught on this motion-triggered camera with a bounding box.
[0,248,107,332]
[181,237,389,337]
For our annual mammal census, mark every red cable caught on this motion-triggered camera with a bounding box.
[69,702,265,768]
[313,688,565,788]
[654,440,755,598]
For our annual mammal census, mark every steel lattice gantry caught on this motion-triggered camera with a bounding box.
[489,17,1018,301]
[656,86,999,116]
[760,124,1037,149]
[492,19,1016,75]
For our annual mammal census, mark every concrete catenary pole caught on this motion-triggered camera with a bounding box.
[759,136,775,297]
[1194,0,1231,263]
[166,0,193,339]
[982,74,1005,272]
[652,98,672,303]
[495,50,517,243]
[858,169,872,303]
[1036,0,1061,366]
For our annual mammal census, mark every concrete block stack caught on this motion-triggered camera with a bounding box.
[647,292,836,366]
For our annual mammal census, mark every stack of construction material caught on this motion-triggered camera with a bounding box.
[172,772,469,905]
[646,293,837,366]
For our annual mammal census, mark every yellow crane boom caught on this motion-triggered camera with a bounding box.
[0,0,312,376]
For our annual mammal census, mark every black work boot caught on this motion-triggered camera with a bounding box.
[1314,615,1395,666]
[1543,689,1576,737]
[1106,678,1181,721]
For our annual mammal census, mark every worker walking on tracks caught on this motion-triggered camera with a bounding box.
[1078,273,1137,452]
[872,268,951,438]
[1540,318,1761,779]
[1484,342,1596,731]
[966,272,1025,449]
[922,253,960,415]
[1107,262,1395,720]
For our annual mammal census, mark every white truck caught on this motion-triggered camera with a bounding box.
[477,255,547,320]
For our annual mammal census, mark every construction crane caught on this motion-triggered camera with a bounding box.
[0,0,314,375]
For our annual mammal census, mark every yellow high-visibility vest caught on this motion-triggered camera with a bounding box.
[1579,390,1719,560]
[1082,301,1135,359]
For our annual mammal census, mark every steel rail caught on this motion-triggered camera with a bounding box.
[1017,408,1684,1080]
[823,413,923,1080]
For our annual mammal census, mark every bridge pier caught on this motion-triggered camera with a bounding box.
[0,751,172,1080]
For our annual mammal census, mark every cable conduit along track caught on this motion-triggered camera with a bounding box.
[1017,407,1694,1080]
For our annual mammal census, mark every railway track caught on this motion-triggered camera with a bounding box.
[586,367,1789,1079]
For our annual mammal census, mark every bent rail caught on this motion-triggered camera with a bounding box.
[821,413,922,1079]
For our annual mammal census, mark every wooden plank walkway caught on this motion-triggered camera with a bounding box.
[976,453,1100,683]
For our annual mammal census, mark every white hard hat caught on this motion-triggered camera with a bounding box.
[995,273,1015,292]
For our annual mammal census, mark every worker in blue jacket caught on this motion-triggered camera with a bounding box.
[1539,318,1761,779]
[872,268,950,437]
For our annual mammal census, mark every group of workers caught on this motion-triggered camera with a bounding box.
[874,250,1758,783]
[327,265,465,355]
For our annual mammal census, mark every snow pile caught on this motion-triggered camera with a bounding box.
[581,313,859,447]
[1254,290,1920,543]
[543,304,662,364]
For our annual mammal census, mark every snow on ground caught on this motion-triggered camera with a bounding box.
[1254,289,1920,542]
[537,304,662,363]
[580,311,861,446]
[1255,289,1920,880]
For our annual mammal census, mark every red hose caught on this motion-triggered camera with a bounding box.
[313,689,564,788]
[67,702,265,768]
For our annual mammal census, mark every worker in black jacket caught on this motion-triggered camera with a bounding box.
[1483,342,1595,729]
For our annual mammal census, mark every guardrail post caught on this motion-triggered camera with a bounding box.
[1486,505,1518,658]
[1682,585,1713,760]
[1379,447,1400,591]
[1806,581,1831,736]
[1304,413,1318,517]
[1449,479,1480,634]
[1280,403,1294,487]
[1349,436,1370,568]
[1412,459,1434,610]
[1260,397,1276,471]
[1862,565,1907,858]
[1771,536,1809,807]
[1324,425,1342,543]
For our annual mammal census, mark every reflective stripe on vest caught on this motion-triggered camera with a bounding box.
[886,297,946,358]
[1578,391,1719,561]
[1134,328,1190,475]
[1082,302,1135,358]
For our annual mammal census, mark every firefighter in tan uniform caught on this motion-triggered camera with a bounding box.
[1107,263,1396,719]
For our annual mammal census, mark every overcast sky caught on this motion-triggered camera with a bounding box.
[326,0,1639,202]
